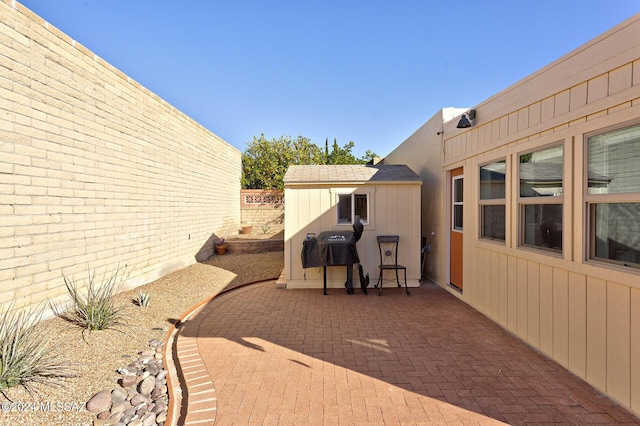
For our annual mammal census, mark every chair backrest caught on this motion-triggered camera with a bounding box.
[377,235,400,266]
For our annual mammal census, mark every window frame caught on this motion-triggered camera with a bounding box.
[479,158,507,243]
[517,142,564,254]
[584,121,640,270]
[452,175,464,232]
[332,189,374,226]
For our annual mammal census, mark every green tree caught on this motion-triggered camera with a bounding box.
[241,134,323,190]
[241,134,378,190]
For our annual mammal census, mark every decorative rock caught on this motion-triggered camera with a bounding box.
[141,412,156,426]
[110,400,131,414]
[145,361,160,375]
[150,386,162,400]
[138,376,155,395]
[139,355,153,364]
[93,420,119,426]
[93,341,171,425]
[148,338,163,347]
[109,411,124,422]
[111,386,128,403]
[123,406,137,418]
[130,360,144,369]
[131,393,151,406]
[87,389,112,413]
[120,374,138,388]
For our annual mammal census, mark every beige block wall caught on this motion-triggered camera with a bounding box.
[0,1,241,313]
[240,206,284,234]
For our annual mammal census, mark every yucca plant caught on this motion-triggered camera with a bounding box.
[136,290,151,307]
[56,265,130,332]
[0,304,75,393]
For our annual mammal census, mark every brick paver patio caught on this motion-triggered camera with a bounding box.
[173,281,640,425]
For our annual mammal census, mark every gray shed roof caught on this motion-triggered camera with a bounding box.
[284,164,422,185]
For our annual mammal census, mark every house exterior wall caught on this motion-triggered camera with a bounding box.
[384,107,466,285]
[0,1,241,314]
[284,182,422,289]
[386,13,640,416]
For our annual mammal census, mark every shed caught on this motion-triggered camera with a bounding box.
[283,164,422,291]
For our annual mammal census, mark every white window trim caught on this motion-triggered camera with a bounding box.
[517,142,565,254]
[330,188,375,227]
[452,175,463,233]
[584,120,640,270]
[479,158,507,243]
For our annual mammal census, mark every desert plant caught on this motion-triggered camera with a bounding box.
[136,290,151,307]
[56,265,130,332]
[0,304,75,393]
[260,224,271,234]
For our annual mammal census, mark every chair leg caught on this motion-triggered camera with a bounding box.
[403,269,410,296]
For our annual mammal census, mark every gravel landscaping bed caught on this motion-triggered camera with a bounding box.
[0,251,284,426]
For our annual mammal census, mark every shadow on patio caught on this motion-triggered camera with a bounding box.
[173,278,639,424]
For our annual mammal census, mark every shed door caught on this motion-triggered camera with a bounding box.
[450,168,463,290]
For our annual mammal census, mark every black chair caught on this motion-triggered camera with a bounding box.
[375,235,410,295]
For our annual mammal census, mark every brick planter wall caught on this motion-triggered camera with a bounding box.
[223,238,284,254]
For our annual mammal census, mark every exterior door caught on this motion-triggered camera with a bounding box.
[450,167,463,290]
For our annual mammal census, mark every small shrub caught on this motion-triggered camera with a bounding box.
[136,290,151,307]
[56,265,130,332]
[0,304,75,393]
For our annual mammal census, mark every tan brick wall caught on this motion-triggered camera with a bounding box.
[240,190,284,234]
[0,1,241,313]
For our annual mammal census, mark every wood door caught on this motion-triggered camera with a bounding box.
[450,167,463,290]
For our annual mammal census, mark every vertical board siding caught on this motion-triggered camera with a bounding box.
[568,272,587,376]
[498,253,508,326]
[490,251,500,321]
[552,268,569,367]
[539,264,554,357]
[586,276,608,391]
[385,14,640,417]
[506,256,518,332]
[526,260,541,348]
[516,257,528,338]
[483,250,492,314]
[631,287,640,413]
[607,281,631,406]
[284,182,421,288]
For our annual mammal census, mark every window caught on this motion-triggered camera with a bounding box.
[337,193,369,225]
[586,123,640,269]
[452,176,463,231]
[519,144,563,252]
[479,160,506,241]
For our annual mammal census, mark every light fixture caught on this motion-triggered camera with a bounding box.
[456,109,476,129]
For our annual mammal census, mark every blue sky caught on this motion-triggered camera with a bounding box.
[18,1,640,158]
